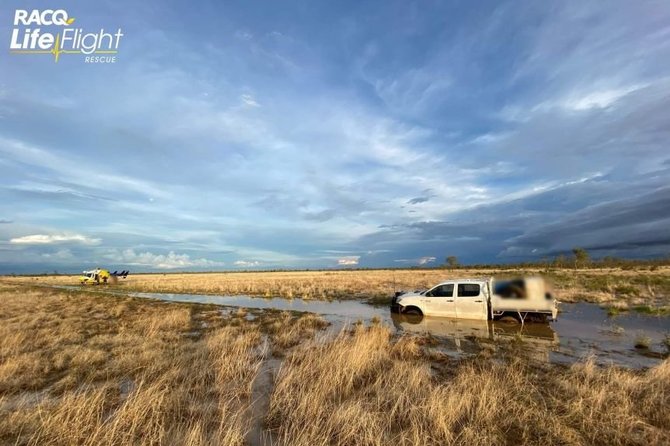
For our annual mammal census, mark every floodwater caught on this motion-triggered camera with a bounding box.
[550,302,669,367]
[133,291,384,320]
[391,304,669,367]
[56,286,669,368]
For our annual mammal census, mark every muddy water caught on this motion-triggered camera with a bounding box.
[391,305,669,367]
[55,286,669,368]
[550,303,669,367]
[132,291,384,319]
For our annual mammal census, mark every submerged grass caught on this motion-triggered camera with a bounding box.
[631,305,670,316]
[606,304,670,317]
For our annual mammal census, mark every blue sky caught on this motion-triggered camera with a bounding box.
[1,0,669,273]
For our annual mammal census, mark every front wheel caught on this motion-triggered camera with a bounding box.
[403,306,423,316]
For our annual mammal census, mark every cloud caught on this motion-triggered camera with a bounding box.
[0,137,168,200]
[560,84,647,111]
[393,256,436,265]
[502,186,670,257]
[7,182,114,202]
[372,67,452,114]
[41,249,74,260]
[1,1,669,272]
[418,256,436,265]
[234,260,261,267]
[10,234,101,245]
[240,94,260,107]
[303,209,335,222]
[407,197,429,205]
[0,219,12,224]
[337,256,360,266]
[106,249,224,269]
[234,30,253,41]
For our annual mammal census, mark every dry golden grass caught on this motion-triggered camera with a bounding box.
[4,267,669,305]
[269,324,670,446]
[0,284,323,445]
[1,283,669,446]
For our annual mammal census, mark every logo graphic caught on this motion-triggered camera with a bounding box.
[9,9,124,63]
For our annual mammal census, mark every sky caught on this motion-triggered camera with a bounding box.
[1,0,669,273]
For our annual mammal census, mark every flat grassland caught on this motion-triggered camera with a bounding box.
[5,267,670,308]
[1,283,669,445]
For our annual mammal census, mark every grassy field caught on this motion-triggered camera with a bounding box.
[1,284,669,445]
[3,266,670,309]
[0,284,325,445]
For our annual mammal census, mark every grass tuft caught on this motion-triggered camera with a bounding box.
[635,334,652,349]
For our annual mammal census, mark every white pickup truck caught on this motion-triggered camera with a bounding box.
[390,277,558,323]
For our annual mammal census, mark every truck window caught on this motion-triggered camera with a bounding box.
[426,284,453,297]
[457,284,480,297]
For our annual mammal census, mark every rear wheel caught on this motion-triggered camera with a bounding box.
[498,315,520,324]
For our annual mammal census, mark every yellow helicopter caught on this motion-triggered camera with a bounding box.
[79,268,129,285]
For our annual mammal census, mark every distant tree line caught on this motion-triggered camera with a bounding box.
[442,248,670,270]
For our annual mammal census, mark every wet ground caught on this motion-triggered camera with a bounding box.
[55,286,669,368]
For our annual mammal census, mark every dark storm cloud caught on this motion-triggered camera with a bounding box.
[407,197,429,205]
[506,186,670,256]
[355,176,670,265]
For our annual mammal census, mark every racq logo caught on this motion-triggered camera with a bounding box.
[9,9,124,63]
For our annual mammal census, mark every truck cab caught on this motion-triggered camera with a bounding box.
[392,279,490,320]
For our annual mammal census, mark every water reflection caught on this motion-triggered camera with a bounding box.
[391,313,560,362]
[391,313,559,356]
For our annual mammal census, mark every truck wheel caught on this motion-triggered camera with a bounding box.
[404,313,423,324]
[403,306,423,316]
[498,315,519,324]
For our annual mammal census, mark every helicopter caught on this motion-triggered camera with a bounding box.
[79,268,129,285]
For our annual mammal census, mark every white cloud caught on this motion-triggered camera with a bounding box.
[561,84,647,111]
[0,137,168,199]
[234,30,253,40]
[392,257,435,265]
[10,233,101,245]
[337,256,360,265]
[234,260,260,267]
[240,94,260,107]
[106,249,224,269]
[372,67,452,114]
[418,256,436,265]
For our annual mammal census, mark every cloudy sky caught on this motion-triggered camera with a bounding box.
[1,0,669,273]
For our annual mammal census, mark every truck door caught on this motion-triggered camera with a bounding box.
[424,283,456,317]
[455,283,488,320]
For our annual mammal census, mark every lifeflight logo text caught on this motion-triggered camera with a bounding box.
[9,9,124,63]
